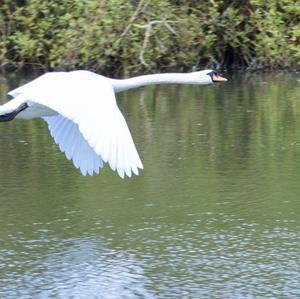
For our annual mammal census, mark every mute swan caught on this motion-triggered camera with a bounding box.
[0,70,227,177]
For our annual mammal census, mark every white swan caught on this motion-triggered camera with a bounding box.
[0,70,227,177]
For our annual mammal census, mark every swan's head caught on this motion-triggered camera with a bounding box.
[191,70,227,85]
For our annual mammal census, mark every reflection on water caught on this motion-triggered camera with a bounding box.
[0,72,300,298]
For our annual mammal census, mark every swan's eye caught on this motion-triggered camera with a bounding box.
[207,70,218,77]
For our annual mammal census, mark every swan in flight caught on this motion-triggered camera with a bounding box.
[0,70,227,177]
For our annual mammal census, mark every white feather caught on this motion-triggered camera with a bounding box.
[43,115,104,175]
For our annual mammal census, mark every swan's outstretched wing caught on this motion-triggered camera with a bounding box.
[8,71,143,177]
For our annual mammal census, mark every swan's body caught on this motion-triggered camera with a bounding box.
[0,70,226,177]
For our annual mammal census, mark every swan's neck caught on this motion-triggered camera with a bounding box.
[111,73,201,93]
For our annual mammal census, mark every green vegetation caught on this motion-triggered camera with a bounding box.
[0,0,299,74]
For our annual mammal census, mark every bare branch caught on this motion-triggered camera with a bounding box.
[115,0,151,44]
[135,20,178,66]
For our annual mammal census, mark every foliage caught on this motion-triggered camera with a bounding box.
[0,0,299,74]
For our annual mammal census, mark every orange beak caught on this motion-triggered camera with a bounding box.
[212,74,227,82]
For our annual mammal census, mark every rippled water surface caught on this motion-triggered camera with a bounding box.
[0,72,300,298]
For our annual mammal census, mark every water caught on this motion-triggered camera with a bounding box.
[0,72,300,298]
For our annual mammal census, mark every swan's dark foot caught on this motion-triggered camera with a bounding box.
[0,103,28,122]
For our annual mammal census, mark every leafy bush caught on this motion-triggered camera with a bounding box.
[0,0,299,74]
